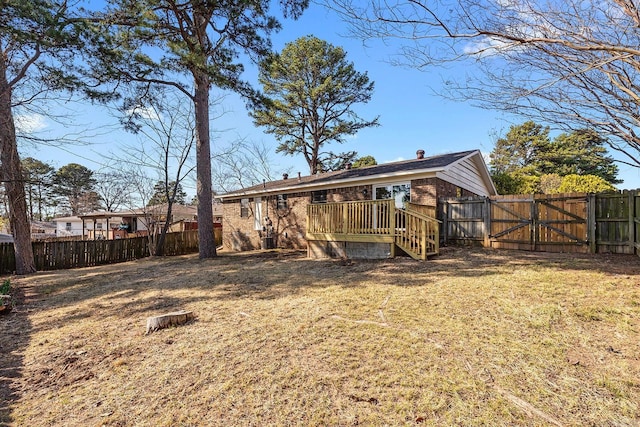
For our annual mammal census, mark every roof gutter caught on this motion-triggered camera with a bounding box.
[218,166,448,200]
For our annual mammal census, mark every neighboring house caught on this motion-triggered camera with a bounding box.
[30,221,58,240]
[218,149,497,257]
[78,204,201,239]
[53,216,87,238]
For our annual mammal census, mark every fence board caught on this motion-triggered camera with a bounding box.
[440,192,630,254]
[0,230,201,275]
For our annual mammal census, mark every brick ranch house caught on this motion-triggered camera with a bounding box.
[219,149,497,258]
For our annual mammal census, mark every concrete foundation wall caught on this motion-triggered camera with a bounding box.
[308,240,393,259]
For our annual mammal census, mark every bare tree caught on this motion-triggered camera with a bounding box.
[212,139,290,193]
[115,89,196,256]
[332,0,640,168]
[94,0,308,259]
[94,170,132,212]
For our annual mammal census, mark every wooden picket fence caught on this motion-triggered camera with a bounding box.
[0,230,205,274]
[440,190,640,254]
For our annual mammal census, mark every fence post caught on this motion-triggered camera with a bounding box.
[442,199,449,244]
[483,197,491,248]
[530,196,537,251]
[588,193,596,254]
[629,190,636,254]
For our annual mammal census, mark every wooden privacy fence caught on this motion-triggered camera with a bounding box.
[440,190,640,254]
[0,230,203,274]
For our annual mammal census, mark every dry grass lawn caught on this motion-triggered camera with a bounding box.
[1,247,639,426]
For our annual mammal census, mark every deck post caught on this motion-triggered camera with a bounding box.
[389,200,396,240]
[421,220,427,260]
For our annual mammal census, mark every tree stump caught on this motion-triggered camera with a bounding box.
[0,295,11,315]
[145,310,194,334]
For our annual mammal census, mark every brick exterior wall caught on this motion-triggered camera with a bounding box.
[411,177,475,206]
[222,192,310,251]
[223,184,375,251]
[327,185,371,202]
[222,180,477,252]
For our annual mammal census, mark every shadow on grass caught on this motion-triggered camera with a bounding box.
[2,246,639,422]
[18,246,640,317]
[0,287,31,426]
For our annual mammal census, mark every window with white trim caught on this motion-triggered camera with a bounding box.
[240,198,249,218]
[277,194,288,210]
[373,182,411,209]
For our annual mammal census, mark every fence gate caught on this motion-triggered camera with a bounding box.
[532,194,588,252]
[489,197,535,251]
[441,193,590,253]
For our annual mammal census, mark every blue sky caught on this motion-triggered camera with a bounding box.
[18,2,640,193]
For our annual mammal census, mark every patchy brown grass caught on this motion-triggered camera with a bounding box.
[1,247,639,426]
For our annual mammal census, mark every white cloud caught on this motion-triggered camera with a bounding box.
[14,113,47,133]
[128,105,160,121]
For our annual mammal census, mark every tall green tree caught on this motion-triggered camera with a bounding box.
[53,163,98,215]
[352,155,377,168]
[490,121,551,175]
[537,130,620,184]
[96,0,308,259]
[148,181,187,207]
[21,157,55,221]
[0,0,91,274]
[251,35,379,174]
[490,122,620,194]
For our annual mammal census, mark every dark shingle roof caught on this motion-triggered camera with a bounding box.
[220,150,477,198]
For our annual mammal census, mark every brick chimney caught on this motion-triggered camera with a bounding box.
[345,162,352,170]
[283,173,288,180]
[416,149,425,159]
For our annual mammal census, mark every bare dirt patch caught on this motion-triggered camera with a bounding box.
[1,247,639,426]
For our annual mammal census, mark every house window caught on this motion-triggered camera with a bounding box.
[311,190,327,204]
[277,194,288,210]
[240,198,249,218]
[65,222,72,231]
[374,182,411,209]
[96,223,103,229]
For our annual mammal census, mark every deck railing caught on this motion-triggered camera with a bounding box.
[307,199,440,259]
[307,199,395,235]
[394,209,439,259]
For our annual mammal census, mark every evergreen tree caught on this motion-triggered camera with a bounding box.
[95,0,308,259]
[21,157,55,220]
[490,122,620,194]
[148,181,187,207]
[251,36,379,174]
[1,0,92,273]
[53,164,98,215]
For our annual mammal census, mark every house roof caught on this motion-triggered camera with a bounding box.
[219,150,496,199]
[77,204,199,220]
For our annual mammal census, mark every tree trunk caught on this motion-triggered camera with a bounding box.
[0,54,36,274]
[155,200,173,256]
[193,70,217,258]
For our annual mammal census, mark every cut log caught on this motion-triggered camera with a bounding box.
[0,295,11,315]
[145,310,194,335]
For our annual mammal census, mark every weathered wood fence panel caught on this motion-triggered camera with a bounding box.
[440,190,640,254]
[0,230,201,274]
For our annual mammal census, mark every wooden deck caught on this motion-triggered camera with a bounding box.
[307,199,439,260]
